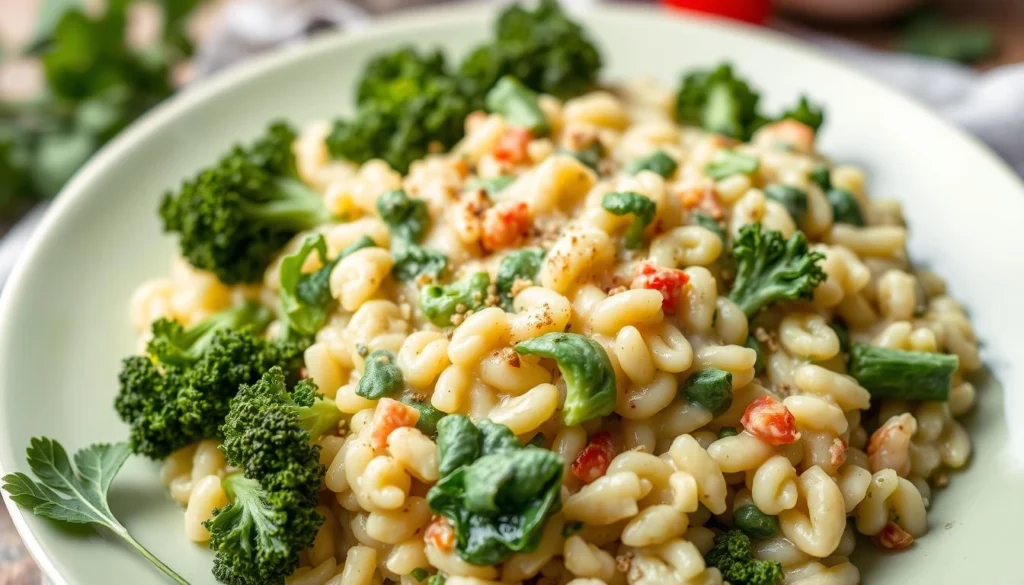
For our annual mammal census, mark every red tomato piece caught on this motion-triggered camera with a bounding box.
[369,398,420,451]
[829,438,848,469]
[873,521,914,550]
[493,127,532,165]
[481,201,532,251]
[740,396,800,446]
[630,261,690,314]
[571,432,616,484]
[425,516,456,552]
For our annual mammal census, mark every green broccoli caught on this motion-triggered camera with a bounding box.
[377,189,431,242]
[326,49,471,173]
[160,121,335,284]
[780,95,825,132]
[705,530,784,585]
[624,150,678,178]
[220,368,340,493]
[205,472,322,585]
[278,234,377,337]
[356,350,404,400]
[485,76,549,134]
[849,343,959,401]
[675,63,764,140]
[495,248,545,310]
[727,223,826,318]
[114,310,303,459]
[602,191,657,250]
[733,503,780,539]
[680,368,733,416]
[458,0,602,100]
[515,333,616,426]
[146,301,272,367]
[206,368,337,585]
[420,272,492,326]
[705,150,759,181]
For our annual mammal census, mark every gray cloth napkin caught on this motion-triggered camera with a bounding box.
[5,1,1024,291]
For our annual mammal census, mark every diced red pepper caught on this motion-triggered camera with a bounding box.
[369,398,420,451]
[741,396,800,446]
[829,438,848,469]
[630,261,689,314]
[424,516,455,552]
[680,186,724,220]
[872,521,914,550]
[493,127,532,165]
[571,431,616,484]
[481,201,532,251]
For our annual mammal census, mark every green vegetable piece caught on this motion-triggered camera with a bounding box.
[399,392,446,438]
[160,122,335,284]
[809,165,831,191]
[745,334,766,374]
[705,150,759,181]
[458,0,602,100]
[485,76,549,134]
[378,189,431,242]
[2,438,189,584]
[392,242,449,282]
[515,333,616,426]
[411,568,430,581]
[763,184,808,224]
[625,150,678,178]
[733,503,780,539]
[528,433,547,447]
[427,446,563,565]
[849,343,958,401]
[479,419,521,456]
[676,63,763,140]
[719,426,739,439]
[147,301,272,367]
[681,368,733,416]
[558,143,603,172]
[471,175,517,198]
[727,223,826,318]
[437,415,482,477]
[602,191,657,249]
[420,272,491,326]
[831,321,850,354]
[705,529,784,585]
[356,350,405,399]
[691,211,726,243]
[780,95,825,132]
[425,575,447,585]
[826,188,865,226]
[496,248,546,311]
[563,520,585,537]
[899,11,996,64]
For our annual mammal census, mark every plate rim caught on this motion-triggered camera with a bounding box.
[2,3,1022,583]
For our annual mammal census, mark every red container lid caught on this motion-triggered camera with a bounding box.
[662,0,773,25]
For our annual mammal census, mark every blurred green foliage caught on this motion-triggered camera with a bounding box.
[0,0,202,220]
[899,10,998,64]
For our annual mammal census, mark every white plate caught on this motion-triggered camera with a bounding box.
[2,4,1022,584]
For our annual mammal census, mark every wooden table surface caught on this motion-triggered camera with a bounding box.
[1,0,1023,583]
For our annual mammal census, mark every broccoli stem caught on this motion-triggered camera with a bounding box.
[296,398,342,439]
[849,343,958,401]
[239,178,333,230]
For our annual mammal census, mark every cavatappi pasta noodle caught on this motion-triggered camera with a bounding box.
[131,77,982,585]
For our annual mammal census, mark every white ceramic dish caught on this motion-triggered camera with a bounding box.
[2,4,1023,584]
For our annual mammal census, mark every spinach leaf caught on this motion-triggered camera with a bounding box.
[436,415,481,477]
[378,189,431,242]
[485,76,549,135]
[624,150,677,178]
[495,248,545,310]
[704,150,759,181]
[602,191,657,250]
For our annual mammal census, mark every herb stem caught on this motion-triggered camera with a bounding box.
[118,528,191,585]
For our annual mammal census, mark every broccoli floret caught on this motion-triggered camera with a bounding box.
[484,76,549,134]
[675,63,764,140]
[160,122,334,284]
[705,530,783,585]
[780,95,825,132]
[114,314,303,459]
[220,367,339,494]
[326,50,472,173]
[420,272,491,326]
[727,223,825,318]
[458,0,602,100]
[147,301,272,367]
[205,472,321,585]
